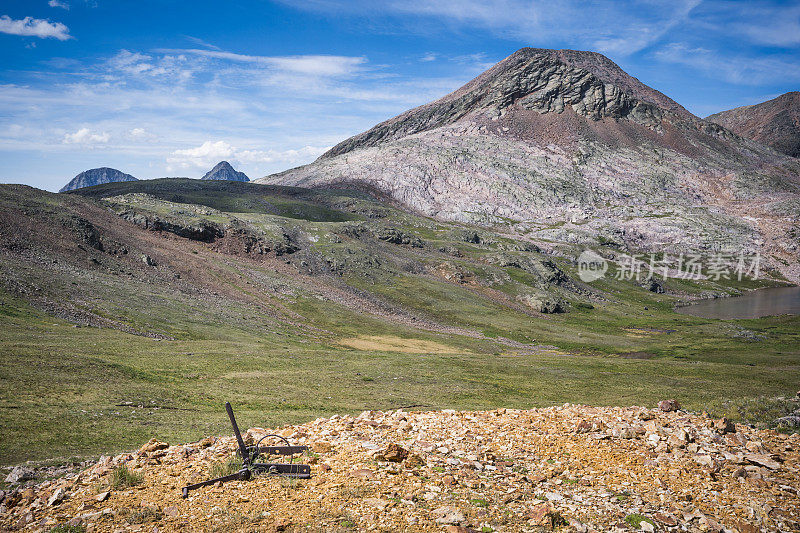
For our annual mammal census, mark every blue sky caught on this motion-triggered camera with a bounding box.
[1,0,798,191]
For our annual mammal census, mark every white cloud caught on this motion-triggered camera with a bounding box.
[127,128,157,142]
[62,128,110,145]
[420,52,438,62]
[184,36,221,50]
[156,49,368,77]
[238,146,329,164]
[693,1,800,48]
[654,43,800,85]
[48,0,70,10]
[283,0,702,56]
[166,141,328,173]
[0,15,71,40]
[167,140,235,169]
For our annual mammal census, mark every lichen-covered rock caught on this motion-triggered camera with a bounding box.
[383,443,409,463]
[139,438,169,453]
[517,293,567,313]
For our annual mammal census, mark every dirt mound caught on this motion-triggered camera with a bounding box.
[3,405,798,532]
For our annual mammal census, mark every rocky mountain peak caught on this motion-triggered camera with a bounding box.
[201,161,249,182]
[321,47,695,158]
[708,91,800,157]
[59,167,137,193]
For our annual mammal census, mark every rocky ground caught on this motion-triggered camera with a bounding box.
[2,404,798,532]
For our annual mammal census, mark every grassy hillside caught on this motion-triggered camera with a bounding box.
[0,180,798,465]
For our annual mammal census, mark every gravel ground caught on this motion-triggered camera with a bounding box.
[2,404,798,532]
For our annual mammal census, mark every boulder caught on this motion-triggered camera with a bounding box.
[47,488,66,506]
[517,293,567,313]
[383,443,409,463]
[658,399,680,412]
[713,417,736,434]
[140,438,169,453]
[5,466,34,484]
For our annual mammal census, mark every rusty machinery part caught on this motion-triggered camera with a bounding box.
[181,402,311,498]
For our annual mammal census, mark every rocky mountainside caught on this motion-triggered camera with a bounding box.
[201,161,249,182]
[59,167,137,192]
[707,92,800,158]
[3,404,799,532]
[260,48,800,282]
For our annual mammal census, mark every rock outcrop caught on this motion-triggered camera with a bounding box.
[707,92,800,157]
[59,167,137,192]
[201,161,249,182]
[260,48,800,281]
[319,48,697,159]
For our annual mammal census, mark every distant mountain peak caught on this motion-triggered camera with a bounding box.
[201,161,249,182]
[707,92,800,157]
[60,167,137,192]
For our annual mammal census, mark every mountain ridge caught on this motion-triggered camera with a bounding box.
[707,92,800,157]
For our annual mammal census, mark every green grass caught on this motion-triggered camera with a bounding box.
[49,526,86,533]
[110,465,142,489]
[0,180,798,467]
[625,513,655,529]
[2,285,798,465]
[209,455,244,479]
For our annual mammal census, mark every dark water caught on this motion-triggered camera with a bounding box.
[676,286,800,319]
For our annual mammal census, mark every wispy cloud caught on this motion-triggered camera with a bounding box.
[281,0,703,56]
[654,42,800,85]
[165,140,328,171]
[0,15,72,40]
[592,0,701,56]
[48,0,70,10]
[184,35,221,51]
[691,1,800,48]
[155,48,368,77]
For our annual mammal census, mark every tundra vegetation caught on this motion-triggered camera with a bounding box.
[0,179,798,466]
